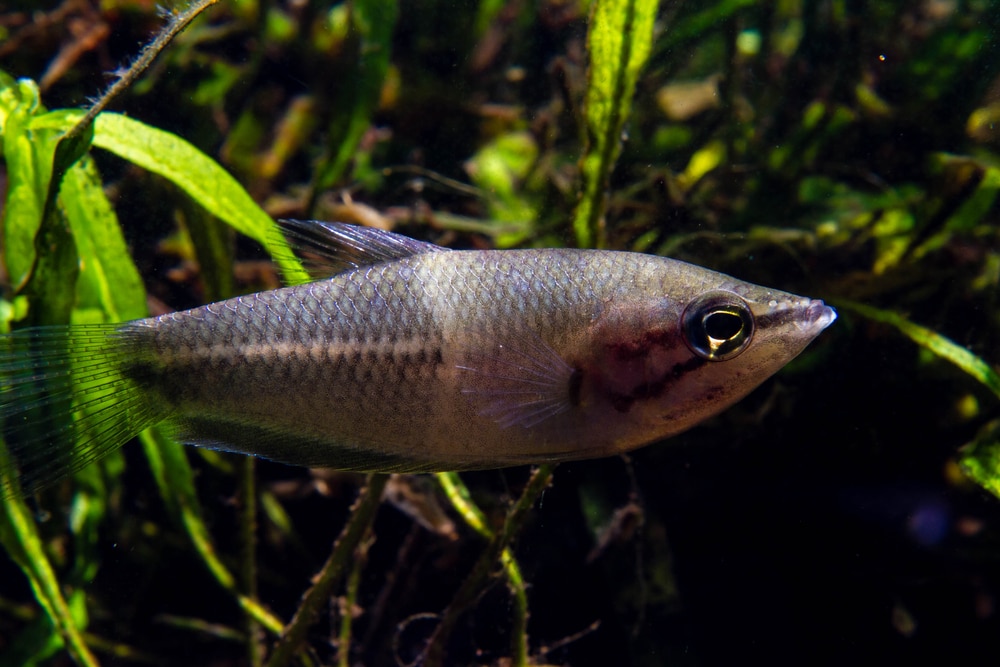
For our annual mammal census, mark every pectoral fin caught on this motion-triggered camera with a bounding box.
[457,330,578,429]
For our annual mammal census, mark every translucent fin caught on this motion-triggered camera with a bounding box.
[457,330,578,429]
[277,220,447,280]
[176,416,432,472]
[0,324,166,498]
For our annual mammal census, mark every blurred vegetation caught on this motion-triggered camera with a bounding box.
[2,0,1000,665]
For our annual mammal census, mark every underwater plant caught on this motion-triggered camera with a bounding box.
[1,1,1000,665]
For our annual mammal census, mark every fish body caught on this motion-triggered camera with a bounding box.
[0,221,835,495]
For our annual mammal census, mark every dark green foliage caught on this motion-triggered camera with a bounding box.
[2,1,1000,665]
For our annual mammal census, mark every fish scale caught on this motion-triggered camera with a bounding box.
[0,221,835,496]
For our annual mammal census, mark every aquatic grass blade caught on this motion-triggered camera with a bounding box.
[60,156,147,322]
[573,0,658,248]
[838,301,1000,400]
[0,442,99,667]
[960,420,1000,501]
[138,427,284,636]
[0,77,52,292]
[87,112,308,284]
[27,108,307,284]
[425,466,554,667]
[311,0,398,197]
[840,301,1000,495]
[436,471,530,665]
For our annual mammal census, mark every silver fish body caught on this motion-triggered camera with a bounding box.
[0,222,836,494]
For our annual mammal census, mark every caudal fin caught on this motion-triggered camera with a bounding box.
[0,324,167,498]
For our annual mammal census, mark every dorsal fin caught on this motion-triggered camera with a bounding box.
[277,220,448,281]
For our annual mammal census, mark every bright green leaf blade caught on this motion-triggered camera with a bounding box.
[0,445,99,667]
[839,300,1000,400]
[29,109,307,283]
[139,427,284,635]
[959,421,1000,500]
[573,0,658,248]
[0,78,49,291]
[60,155,148,322]
[89,112,308,284]
[140,426,237,591]
[436,472,490,537]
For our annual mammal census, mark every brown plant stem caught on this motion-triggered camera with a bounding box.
[422,464,555,667]
[265,474,389,667]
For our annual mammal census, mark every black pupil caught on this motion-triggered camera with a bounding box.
[703,310,743,341]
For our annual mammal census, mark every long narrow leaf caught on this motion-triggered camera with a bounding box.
[313,0,398,194]
[839,300,1000,400]
[59,156,147,322]
[573,0,657,248]
[90,112,308,283]
[0,78,50,292]
[0,448,99,667]
[29,109,307,283]
[139,427,284,635]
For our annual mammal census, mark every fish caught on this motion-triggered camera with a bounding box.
[0,220,836,496]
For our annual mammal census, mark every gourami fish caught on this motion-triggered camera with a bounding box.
[0,221,836,496]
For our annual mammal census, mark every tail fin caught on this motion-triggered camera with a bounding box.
[0,324,168,498]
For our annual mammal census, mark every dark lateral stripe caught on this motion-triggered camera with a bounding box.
[754,307,808,329]
[609,356,706,413]
[605,328,683,361]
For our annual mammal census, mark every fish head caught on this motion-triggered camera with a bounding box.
[583,268,836,448]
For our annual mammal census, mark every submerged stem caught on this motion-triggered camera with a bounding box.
[336,526,373,667]
[424,464,555,667]
[265,474,388,667]
[240,457,263,667]
[436,471,531,665]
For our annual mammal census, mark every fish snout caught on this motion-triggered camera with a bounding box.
[798,299,837,334]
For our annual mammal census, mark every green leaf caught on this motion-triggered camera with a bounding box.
[89,112,308,284]
[313,0,399,193]
[0,78,50,292]
[0,443,99,667]
[960,421,1000,500]
[139,427,284,636]
[838,300,1000,401]
[573,0,658,248]
[465,131,539,247]
[29,109,307,286]
[60,155,148,321]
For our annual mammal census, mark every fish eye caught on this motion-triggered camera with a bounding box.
[682,291,755,361]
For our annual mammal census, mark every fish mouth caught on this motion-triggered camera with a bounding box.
[798,299,837,334]
[757,297,837,335]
